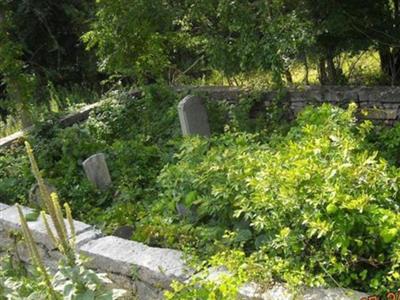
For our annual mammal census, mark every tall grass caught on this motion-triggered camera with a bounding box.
[0,84,99,138]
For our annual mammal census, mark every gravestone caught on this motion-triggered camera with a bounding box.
[82,153,112,190]
[112,225,135,240]
[178,95,211,137]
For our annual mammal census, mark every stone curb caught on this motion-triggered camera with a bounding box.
[0,202,370,299]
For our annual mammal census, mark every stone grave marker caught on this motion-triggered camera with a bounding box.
[83,153,112,190]
[112,225,135,240]
[178,95,210,137]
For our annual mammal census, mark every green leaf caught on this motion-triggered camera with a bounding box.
[25,210,40,222]
[380,228,398,244]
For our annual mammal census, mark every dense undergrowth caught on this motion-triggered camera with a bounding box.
[2,85,400,296]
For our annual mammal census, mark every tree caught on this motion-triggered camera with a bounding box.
[0,0,98,124]
[84,0,313,86]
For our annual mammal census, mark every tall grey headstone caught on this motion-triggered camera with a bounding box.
[83,153,112,190]
[178,95,210,137]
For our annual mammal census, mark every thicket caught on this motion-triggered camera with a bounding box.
[2,86,400,296]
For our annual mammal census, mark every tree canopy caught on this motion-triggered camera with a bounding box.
[2,0,400,118]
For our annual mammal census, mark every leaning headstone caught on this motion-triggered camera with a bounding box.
[82,153,112,190]
[178,95,211,137]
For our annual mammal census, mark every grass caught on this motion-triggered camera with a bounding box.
[188,50,383,87]
[0,84,99,138]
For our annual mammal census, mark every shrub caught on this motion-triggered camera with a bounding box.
[148,103,400,293]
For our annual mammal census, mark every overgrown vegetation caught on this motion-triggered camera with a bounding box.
[1,142,125,299]
[2,0,400,131]
[3,0,400,298]
[2,85,400,296]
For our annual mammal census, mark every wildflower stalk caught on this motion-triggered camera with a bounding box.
[64,203,76,247]
[17,205,59,299]
[25,141,76,265]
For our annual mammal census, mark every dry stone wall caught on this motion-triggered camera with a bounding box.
[179,85,400,124]
[0,202,368,299]
[2,85,400,149]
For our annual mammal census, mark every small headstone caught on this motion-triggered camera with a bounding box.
[29,182,57,208]
[112,225,135,240]
[178,95,211,137]
[82,153,112,190]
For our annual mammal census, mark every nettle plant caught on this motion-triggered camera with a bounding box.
[154,103,400,294]
[1,142,126,299]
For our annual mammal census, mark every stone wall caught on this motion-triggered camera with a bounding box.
[179,85,400,124]
[2,85,400,149]
[0,202,368,299]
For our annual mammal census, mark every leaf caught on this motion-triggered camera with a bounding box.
[235,229,252,243]
[25,210,40,222]
[380,228,398,244]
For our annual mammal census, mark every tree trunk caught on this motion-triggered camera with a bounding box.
[318,58,328,85]
[379,47,400,85]
[326,54,337,84]
[303,55,310,85]
[285,69,293,84]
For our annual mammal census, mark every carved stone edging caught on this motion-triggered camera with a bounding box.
[0,202,369,299]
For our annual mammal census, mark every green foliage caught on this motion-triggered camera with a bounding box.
[83,0,313,84]
[7,144,126,299]
[165,251,250,300]
[0,145,32,205]
[5,85,400,295]
[149,103,400,294]
[0,85,184,232]
[82,0,180,81]
[366,122,400,166]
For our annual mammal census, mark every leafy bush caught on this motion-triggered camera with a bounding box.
[0,85,184,232]
[145,103,400,294]
[0,145,32,205]
[4,84,400,294]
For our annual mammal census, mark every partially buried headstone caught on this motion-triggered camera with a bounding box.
[112,225,135,240]
[178,95,210,137]
[82,153,112,190]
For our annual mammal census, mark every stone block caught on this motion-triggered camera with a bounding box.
[238,283,368,300]
[0,203,9,211]
[361,108,398,120]
[178,95,211,137]
[135,280,164,300]
[0,205,92,250]
[104,272,137,297]
[16,241,59,271]
[79,236,193,289]
[325,88,359,103]
[75,228,102,247]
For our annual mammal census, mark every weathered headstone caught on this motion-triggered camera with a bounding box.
[82,153,112,190]
[112,225,135,240]
[178,95,210,137]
